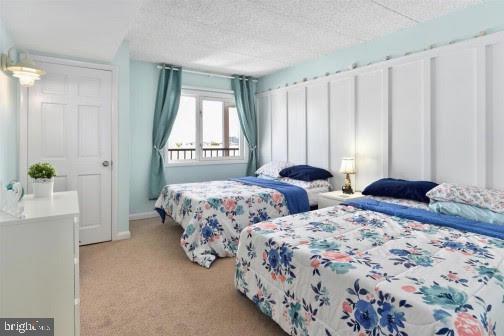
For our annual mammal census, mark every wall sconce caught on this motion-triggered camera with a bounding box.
[1,48,45,87]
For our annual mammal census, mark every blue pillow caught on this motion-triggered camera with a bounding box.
[362,178,438,203]
[279,165,333,182]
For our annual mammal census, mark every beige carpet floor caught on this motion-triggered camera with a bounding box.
[80,217,286,336]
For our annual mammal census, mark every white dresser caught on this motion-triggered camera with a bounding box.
[0,191,80,336]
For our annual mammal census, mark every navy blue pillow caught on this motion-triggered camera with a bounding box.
[362,178,438,203]
[279,165,333,182]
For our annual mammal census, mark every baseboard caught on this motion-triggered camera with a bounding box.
[114,230,131,240]
[129,211,158,221]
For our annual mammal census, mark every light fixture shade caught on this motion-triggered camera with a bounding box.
[3,48,45,87]
[339,157,355,174]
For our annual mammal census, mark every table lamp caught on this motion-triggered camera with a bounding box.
[340,157,355,194]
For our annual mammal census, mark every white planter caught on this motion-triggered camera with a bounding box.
[32,178,54,198]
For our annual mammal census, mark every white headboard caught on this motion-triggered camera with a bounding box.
[256,31,504,192]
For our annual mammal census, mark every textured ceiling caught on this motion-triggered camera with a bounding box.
[0,0,143,61]
[127,0,480,77]
[0,0,481,74]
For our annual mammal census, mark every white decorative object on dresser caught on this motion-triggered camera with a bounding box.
[318,190,363,208]
[0,191,80,336]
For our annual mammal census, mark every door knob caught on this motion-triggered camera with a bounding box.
[102,160,110,167]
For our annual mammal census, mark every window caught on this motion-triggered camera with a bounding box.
[165,90,245,165]
[167,96,197,161]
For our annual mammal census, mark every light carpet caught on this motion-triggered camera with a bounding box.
[80,217,285,336]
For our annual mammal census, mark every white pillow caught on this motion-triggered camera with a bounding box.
[279,177,331,189]
[255,161,293,178]
[426,183,504,214]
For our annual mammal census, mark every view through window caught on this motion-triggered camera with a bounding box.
[167,96,196,161]
[166,91,244,164]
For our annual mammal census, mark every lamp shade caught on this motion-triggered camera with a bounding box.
[339,157,355,174]
[7,60,45,87]
[3,48,45,87]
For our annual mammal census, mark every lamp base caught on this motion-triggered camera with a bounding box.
[342,173,354,195]
[342,185,354,195]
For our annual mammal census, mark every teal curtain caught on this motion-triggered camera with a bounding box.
[232,75,258,176]
[148,65,182,199]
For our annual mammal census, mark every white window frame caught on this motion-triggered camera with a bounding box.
[165,88,248,167]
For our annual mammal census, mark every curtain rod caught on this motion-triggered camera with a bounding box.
[156,65,258,82]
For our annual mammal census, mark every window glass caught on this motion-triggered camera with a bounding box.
[167,96,196,161]
[165,91,244,164]
[227,107,241,157]
[201,99,224,158]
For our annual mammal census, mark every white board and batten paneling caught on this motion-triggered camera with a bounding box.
[487,41,504,190]
[256,31,504,191]
[389,60,425,181]
[270,89,288,162]
[329,77,355,188]
[431,48,478,186]
[355,69,387,190]
[306,82,329,169]
[257,94,272,165]
[287,86,307,164]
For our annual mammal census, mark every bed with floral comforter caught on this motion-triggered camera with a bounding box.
[155,180,291,267]
[235,199,504,336]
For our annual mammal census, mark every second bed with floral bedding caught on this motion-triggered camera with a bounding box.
[235,198,504,336]
[155,178,309,267]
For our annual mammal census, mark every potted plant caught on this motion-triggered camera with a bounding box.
[28,162,56,198]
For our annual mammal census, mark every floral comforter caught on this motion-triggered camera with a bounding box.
[235,202,504,336]
[155,180,289,267]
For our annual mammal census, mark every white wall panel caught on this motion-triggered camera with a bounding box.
[257,95,272,165]
[432,49,477,185]
[329,77,355,188]
[258,32,504,192]
[270,90,288,162]
[355,70,384,190]
[287,86,306,164]
[487,42,504,190]
[306,82,329,169]
[389,61,424,180]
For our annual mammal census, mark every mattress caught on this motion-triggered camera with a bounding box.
[155,180,290,267]
[235,197,504,336]
[154,177,327,267]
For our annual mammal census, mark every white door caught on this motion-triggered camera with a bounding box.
[26,61,112,245]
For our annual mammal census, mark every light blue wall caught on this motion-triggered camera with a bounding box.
[258,2,504,92]
[112,42,131,233]
[129,60,247,215]
[0,18,18,184]
[182,71,232,91]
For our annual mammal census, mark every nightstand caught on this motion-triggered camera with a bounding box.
[318,190,363,208]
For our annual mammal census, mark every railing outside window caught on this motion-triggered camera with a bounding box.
[167,147,240,161]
